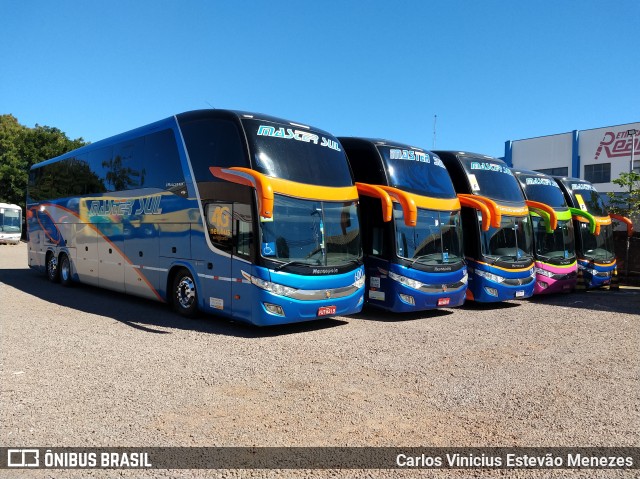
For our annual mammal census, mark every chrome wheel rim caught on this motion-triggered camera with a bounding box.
[61,258,70,282]
[48,256,57,279]
[176,276,196,309]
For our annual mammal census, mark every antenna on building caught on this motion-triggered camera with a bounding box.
[433,114,437,149]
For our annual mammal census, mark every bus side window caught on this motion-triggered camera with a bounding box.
[371,227,384,256]
[233,203,253,259]
[112,139,144,190]
[143,129,186,195]
[179,119,248,182]
[89,146,115,193]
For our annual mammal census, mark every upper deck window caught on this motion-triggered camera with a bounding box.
[460,156,524,202]
[564,181,608,217]
[376,146,456,199]
[242,119,353,187]
[179,118,248,182]
[517,173,567,208]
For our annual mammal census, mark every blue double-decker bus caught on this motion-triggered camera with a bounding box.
[27,110,365,326]
[339,138,467,312]
[435,151,536,302]
[554,176,632,289]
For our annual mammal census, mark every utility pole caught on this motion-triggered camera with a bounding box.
[433,115,437,149]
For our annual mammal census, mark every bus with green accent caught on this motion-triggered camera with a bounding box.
[513,169,582,294]
[554,176,633,289]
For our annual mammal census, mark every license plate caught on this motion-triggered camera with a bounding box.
[515,290,525,298]
[437,297,450,306]
[317,305,337,316]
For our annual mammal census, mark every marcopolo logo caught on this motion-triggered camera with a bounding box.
[7,449,39,467]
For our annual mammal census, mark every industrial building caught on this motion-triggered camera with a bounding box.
[503,122,640,196]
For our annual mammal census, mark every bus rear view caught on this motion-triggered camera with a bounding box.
[340,138,467,312]
[436,151,535,302]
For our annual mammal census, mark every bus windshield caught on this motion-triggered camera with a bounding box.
[480,214,533,263]
[394,205,464,266]
[461,157,524,202]
[242,119,353,187]
[580,223,615,262]
[376,146,456,199]
[532,217,575,262]
[0,208,21,232]
[564,182,608,216]
[259,195,361,267]
[517,174,567,208]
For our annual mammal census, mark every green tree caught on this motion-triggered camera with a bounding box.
[0,115,27,209]
[607,171,640,227]
[0,115,87,211]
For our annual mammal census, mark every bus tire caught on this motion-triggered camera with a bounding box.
[172,269,198,318]
[46,251,60,283]
[59,253,73,287]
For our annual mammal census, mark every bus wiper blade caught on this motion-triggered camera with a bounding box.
[274,260,315,271]
[487,255,516,264]
[410,253,442,268]
[547,255,571,261]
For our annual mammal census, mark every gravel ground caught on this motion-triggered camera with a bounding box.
[1,242,638,479]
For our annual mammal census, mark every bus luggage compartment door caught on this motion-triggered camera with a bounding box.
[76,223,99,287]
[96,223,125,292]
[124,223,160,300]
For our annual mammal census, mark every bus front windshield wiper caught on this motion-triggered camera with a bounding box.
[409,253,442,268]
[274,260,316,271]
[546,254,574,261]
[486,255,516,264]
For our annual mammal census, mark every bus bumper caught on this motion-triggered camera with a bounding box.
[253,288,365,326]
[467,276,535,302]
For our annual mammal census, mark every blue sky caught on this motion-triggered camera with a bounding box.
[1,1,638,158]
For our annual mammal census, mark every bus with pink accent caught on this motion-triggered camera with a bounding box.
[27,110,365,326]
[513,169,584,294]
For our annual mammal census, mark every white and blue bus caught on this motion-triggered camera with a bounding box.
[0,203,22,245]
[339,138,467,312]
[27,110,365,326]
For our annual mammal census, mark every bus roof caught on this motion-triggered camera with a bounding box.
[30,109,335,170]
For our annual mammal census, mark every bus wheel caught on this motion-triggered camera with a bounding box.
[59,254,73,287]
[172,269,198,318]
[46,252,60,283]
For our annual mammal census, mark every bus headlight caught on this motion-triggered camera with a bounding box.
[475,269,505,284]
[354,274,366,289]
[461,270,468,284]
[399,294,415,305]
[388,271,423,290]
[241,271,297,297]
[535,267,555,278]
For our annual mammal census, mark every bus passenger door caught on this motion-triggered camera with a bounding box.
[230,203,254,322]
